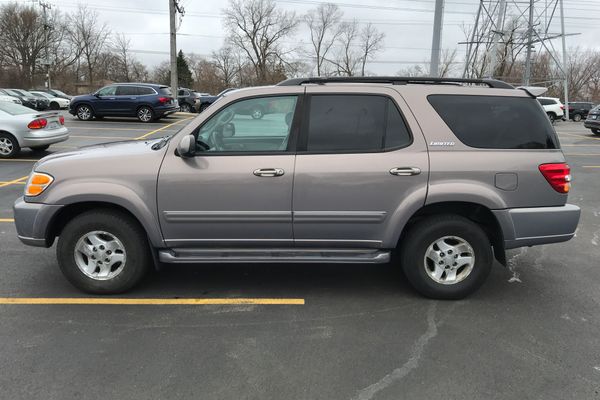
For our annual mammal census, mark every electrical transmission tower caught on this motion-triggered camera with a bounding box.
[461,0,576,117]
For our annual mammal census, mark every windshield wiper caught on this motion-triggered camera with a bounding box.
[151,135,172,150]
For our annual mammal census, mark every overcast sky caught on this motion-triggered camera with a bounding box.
[52,0,600,75]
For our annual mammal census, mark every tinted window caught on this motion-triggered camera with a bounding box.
[428,95,559,149]
[0,102,36,115]
[97,86,117,96]
[538,98,556,106]
[196,96,298,153]
[116,86,138,96]
[158,87,172,96]
[138,86,155,95]
[306,95,410,152]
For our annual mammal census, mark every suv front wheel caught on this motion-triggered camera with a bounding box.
[57,210,150,294]
[400,215,493,299]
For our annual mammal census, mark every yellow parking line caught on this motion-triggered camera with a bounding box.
[68,127,157,131]
[560,132,600,141]
[135,116,194,140]
[0,297,305,305]
[0,219,14,222]
[0,181,25,185]
[0,176,28,188]
[70,135,133,140]
[582,166,600,168]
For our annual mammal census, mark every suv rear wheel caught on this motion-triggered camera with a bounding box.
[399,215,493,299]
[572,113,582,122]
[592,129,600,135]
[137,106,154,122]
[180,103,192,113]
[57,210,150,294]
[546,112,556,122]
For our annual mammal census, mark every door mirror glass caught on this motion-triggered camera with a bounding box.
[221,122,235,138]
[177,135,196,158]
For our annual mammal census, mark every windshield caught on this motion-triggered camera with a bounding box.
[52,89,68,96]
[33,92,52,99]
[11,89,34,97]
[0,101,36,115]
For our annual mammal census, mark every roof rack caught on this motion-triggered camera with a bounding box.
[277,76,514,89]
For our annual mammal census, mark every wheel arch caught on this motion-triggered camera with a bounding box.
[396,201,506,266]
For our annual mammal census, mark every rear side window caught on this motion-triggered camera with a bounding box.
[158,87,172,96]
[138,86,155,95]
[538,98,556,106]
[428,95,559,149]
[306,95,411,152]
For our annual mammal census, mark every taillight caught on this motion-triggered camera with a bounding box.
[59,115,65,125]
[560,105,564,110]
[27,118,47,129]
[539,163,571,193]
[158,97,169,104]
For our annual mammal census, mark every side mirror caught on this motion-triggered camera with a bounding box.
[93,93,100,98]
[222,122,235,138]
[177,135,196,158]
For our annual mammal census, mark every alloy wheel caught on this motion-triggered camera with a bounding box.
[423,235,475,285]
[0,137,14,156]
[74,230,127,281]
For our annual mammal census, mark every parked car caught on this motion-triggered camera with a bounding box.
[177,88,201,113]
[583,105,600,135]
[0,89,43,110]
[9,89,50,110]
[30,91,70,110]
[0,101,68,158]
[0,94,22,104]
[31,88,73,100]
[69,83,178,122]
[537,97,564,121]
[13,76,580,299]
[566,102,594,122]
[197,88,238,112]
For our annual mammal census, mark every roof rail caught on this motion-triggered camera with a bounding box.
[277,76,514,89]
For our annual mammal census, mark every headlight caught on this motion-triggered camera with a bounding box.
[25,172,54,196]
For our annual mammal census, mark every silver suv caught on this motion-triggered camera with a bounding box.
[13,77,581,299]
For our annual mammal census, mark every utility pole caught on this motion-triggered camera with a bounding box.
[430,0,444,77]
[559,0,569,120]
[487,0,506,78]
[169,0,184,99]
[39,0,52,89]
[523,0,535,85]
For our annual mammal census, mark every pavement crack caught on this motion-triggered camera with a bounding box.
[352,302,439,400]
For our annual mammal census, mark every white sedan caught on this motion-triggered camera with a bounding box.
[0,94,22,104]
[0,102,69,158]
[30,91,70,110]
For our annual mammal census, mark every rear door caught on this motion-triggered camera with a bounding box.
[292,87,429,248]
[114,85,140,115]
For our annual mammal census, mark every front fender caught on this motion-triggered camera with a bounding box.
[41,181,164,247]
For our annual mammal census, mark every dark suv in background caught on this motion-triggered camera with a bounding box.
[177,88,201,113]
[567,102,595,122]
[584,105,600,135]
[69,83,178,122]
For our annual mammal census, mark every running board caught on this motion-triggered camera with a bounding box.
[158,248,390,264]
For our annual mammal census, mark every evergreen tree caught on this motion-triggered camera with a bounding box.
[177,50,194,88]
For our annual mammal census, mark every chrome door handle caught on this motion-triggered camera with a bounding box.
[253,168,285,177]
[390,167,421,176]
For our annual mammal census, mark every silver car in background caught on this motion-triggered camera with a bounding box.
[0,102,69,158]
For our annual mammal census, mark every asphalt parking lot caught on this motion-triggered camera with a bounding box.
[0,114,599,399]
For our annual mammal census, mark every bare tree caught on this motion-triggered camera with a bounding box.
[304,3,342,76]
[68,4,110,86]
[111,33,132,81]
[0,3,48,87]
[439,49,458,77]
[328,20,361,76]
[224,0,298,84]
[212,46,241,87]
[358,23,384,76]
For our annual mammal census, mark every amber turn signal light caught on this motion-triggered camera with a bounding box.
[25,172,54,197]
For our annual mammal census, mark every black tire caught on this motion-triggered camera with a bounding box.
[76,104,94,121]
[546,112,556,122]
[137,106,155,122]
[49,102,60,110]
[0,132,20,158]
[57,209,151,294]
[180,103,192,113]
[199,103,209,112]
[399,214,493,299]
[572,113,582,122]
[592,129,600,136]
[30,145,50,152]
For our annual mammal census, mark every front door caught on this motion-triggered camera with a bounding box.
[292,87,429,248]
[157,93,302,248]
[93,85,118,114]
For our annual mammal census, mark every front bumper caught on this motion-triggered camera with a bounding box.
[492,204,580,249]
[584,119,600,129]
[13,197,63,247]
